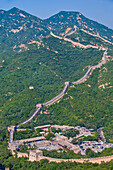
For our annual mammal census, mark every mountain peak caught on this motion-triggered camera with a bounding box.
[8,7,20,12]
[58,10,80,14]
[0,7,113,48]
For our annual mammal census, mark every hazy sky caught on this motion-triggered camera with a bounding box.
[1,0,113,29]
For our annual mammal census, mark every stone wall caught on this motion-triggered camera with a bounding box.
[34,155,113,164]
[17,152,28,158]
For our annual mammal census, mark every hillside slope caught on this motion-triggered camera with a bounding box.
[0,8,113,169]
[45,11,113,43]
[0,35,104,129]
[0,8,113,51]
[0,7,49,48]
[21,48,113,142]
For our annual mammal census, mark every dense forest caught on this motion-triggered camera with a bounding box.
[0,36,103,130]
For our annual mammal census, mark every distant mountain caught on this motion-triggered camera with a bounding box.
[45,11,113,42]
[0,7,49,47]
[0,7,113,50]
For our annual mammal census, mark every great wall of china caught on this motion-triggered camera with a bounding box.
[15,48,107,128]
[33,154,113,164]
[8,34,112,164]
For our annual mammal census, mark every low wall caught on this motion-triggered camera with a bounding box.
[17,129,26,132]
[43,93,64,106]
[17,152,28,158]
[35,155,113,164]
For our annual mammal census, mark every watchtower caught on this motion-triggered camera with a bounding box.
[65,81,71,86]
[8,126,16,132]
[36,104,43,109]
[29,150,43,161]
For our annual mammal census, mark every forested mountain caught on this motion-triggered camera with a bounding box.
[0,7,113,52]
[45,11,113,43]
[0,7,49,48]
[0,7,113,169]
[0,35,103,129]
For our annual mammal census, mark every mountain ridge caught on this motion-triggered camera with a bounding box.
[0,7,113,51]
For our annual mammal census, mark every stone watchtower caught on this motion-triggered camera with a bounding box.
[29,150,43,161]
[65,81,71,87]
[36,104,43,109]
[8,126,16,132]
